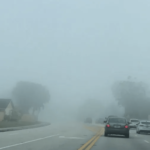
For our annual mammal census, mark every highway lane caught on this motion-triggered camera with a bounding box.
[84,127,150,150]
[91,129,150,150]
[0,123,150,150]
[0,123,95,150]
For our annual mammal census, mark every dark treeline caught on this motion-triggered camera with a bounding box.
[112,77,150,119]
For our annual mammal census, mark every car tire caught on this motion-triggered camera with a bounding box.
[125,133,129,138]
[104,132,108,136]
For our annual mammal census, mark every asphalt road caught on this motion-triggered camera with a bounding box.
[0,123,150,150]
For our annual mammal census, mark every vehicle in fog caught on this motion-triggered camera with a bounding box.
[104,117,129,138]
[104,115,118,123]
[84,117,92,123]
[95,118,105,124]
[129,119,139,128]
[136,120,150,134]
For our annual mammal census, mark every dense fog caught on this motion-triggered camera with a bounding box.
[0,0,150,123]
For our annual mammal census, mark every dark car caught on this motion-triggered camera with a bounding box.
[104,117,129,138]
[84,117,92,123]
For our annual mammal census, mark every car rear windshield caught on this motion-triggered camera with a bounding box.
[141,122,150,125]
[109,118,126,123]
[131,120,139,122]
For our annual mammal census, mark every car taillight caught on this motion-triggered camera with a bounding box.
[106,124,110,127]
[125,125,128,128]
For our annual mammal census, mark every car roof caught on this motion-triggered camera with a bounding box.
[140,120,150,122]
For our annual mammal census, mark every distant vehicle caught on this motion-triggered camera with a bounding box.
[104,117,129,138]
[129,119,139,128]
[95,118,104,124]
[84,117,92,123]
[104,115,118,123]
[136,120,150,134]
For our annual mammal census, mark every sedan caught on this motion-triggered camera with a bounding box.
[104,117,129,138]
[136,120,150,134]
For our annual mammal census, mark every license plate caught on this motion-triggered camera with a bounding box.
[114,126,120,128]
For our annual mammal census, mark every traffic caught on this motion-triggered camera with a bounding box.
[85,116,150,138]
[104,116,150,137]
[81,116,150,150]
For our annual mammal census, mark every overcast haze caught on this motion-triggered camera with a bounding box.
[0,0,150,121]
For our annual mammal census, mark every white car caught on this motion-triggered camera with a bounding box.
[136,120,150,134]
[129,119,139,128]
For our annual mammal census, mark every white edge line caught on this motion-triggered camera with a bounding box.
[0,134,59,150]
[144,140,149,143]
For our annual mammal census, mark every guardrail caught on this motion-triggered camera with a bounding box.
[0,122,50,132]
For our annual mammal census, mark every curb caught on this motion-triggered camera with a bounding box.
[0,122,50,132]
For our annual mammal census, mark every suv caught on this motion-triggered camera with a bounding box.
[136,120,150,134]
[129,119,139,128]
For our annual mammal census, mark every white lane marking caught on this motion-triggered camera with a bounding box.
[59,136,84,139]
[0,134,59,150]
[144,140,149,143]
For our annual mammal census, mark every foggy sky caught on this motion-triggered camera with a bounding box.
[0,0,150,121]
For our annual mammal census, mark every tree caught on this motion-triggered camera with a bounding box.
[12,81,50,114]
[112,79,150,119]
